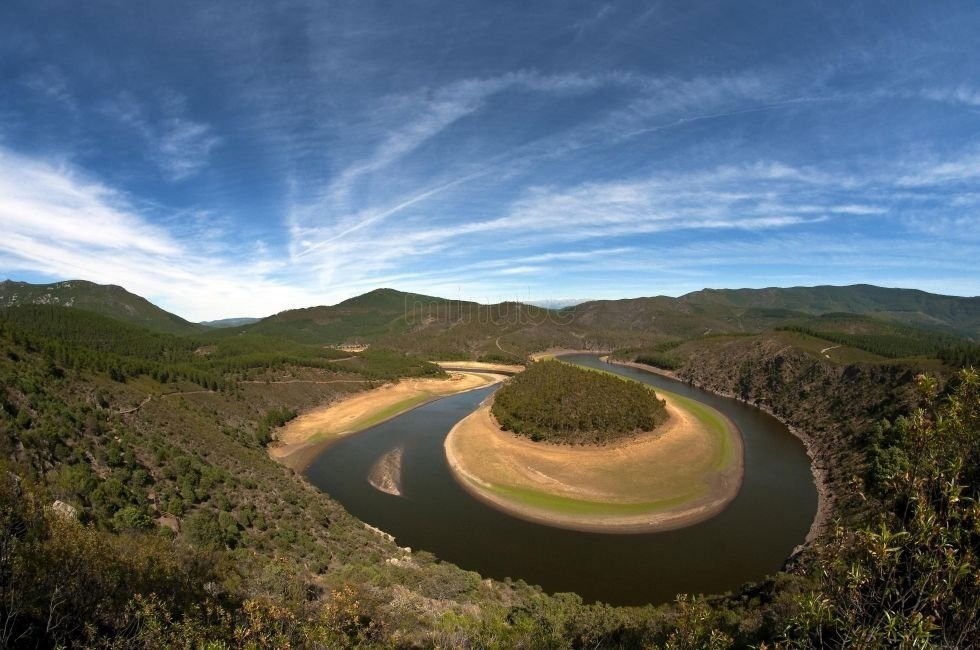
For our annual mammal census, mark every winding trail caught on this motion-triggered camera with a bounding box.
[115,389,216,415]
[820,344,842,358]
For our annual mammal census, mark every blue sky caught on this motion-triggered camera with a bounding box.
[1,1,979,320]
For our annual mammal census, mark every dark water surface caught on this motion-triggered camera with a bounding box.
[305,354,817,605]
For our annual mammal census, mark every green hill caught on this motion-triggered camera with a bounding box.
[241,288,460,344]
[776,312,964,358]
[680,284,980,336]
[237,285,978,360]
[0,279,203,335]
[568,284,979,340]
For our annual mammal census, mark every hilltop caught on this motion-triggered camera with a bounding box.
[0,279,203,335]
[4,280,977,365]
[570,284,980,338]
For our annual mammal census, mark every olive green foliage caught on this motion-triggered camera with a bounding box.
[254,407,298,446]
[492,360,668,444]
[0,278,204,335]
[0,305,440,391]
[613,341,683,370]
[776,313,964,359]
[938,342,980,368]
[786,370,980,648]
[3,286,979,647]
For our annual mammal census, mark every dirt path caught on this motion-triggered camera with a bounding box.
[820,345,842,359]
[116,389,217,415]
[494,336,524,362]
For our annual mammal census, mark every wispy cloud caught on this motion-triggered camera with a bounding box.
[0,146,321,320]
[2,1,979,309]
[101,92,220,181]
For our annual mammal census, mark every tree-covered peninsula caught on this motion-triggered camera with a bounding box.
[491,360,668,444]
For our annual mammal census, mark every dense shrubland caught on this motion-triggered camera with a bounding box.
[8,363,976,647]
[0,305,441,392]
[785,371,980,648]
[938,342,980,368]
[612,341,683,370]
[491,360,668,444]
[2,299,979,647]
[775,314,964,359]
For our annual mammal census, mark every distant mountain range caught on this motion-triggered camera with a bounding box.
[199,317,263,328]
[570,284,980,339]
[2,281,977,355]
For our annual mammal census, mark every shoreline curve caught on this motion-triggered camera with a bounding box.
[444,389,744,534]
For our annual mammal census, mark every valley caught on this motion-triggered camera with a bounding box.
[271,370,505,470]
[0,279,977,645]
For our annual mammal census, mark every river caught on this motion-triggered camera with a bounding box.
[304,354,817,605]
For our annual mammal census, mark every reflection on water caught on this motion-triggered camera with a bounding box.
[305,354,817,605]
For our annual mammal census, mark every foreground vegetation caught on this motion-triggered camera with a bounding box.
[491,360,668,444]
[1,284,979,647]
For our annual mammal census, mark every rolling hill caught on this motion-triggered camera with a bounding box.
[568,284,980,339]
[4,280,976,359]
[237,288,461,344]
[0,279,204,335]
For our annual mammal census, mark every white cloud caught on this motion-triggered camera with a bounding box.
[920,85,980,108]
[0,146,324,320]
[102,92,220,181]
[896,150,980,187]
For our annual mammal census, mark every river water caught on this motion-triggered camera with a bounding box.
[305,354,817,605]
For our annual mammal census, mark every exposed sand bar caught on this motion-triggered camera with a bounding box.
[434,360,525,374]
[445,389,743,533]
[530,348,612,362]
[271,371,505,471]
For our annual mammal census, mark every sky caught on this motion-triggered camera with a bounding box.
[1,1,979,320]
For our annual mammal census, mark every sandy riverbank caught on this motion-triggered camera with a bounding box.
[599,356,681,379]
[434,360,525,374]
[529,348,612,361]
[602,355,832,547]
[444,390,743,533]
[270,371,505,471]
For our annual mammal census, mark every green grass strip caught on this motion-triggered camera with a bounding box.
[309,393,434,442]
[480,481,707,516]
[557,358,737,471]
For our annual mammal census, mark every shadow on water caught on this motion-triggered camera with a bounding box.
[305,354,817,605]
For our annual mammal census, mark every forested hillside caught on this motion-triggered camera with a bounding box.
[0,280,204,335]
[492,360,668,444]
[569,284,980,339]
[1,280,978,646]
